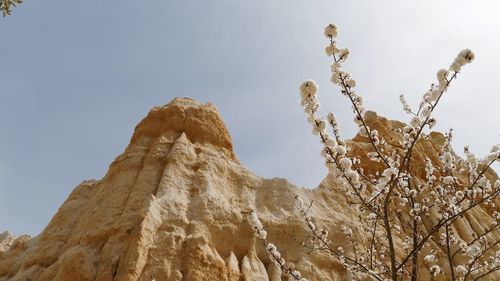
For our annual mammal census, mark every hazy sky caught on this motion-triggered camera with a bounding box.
[1,1,499,236]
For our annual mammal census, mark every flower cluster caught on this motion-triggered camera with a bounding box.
[410,49,475,136]
[299,79,363,199]
[296,196,331,243]
[256,22,499,281]
[247,211,308,281]
[450,49,475,72]
[248,211,267,240]
[297,195,390,280]
[0,0,22,17]
[399,94,413,115]
[297,23,498,281]
[423,251,441,278]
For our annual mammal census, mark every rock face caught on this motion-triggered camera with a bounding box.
[0,98,498,281]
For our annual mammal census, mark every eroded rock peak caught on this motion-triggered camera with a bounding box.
[129,97,236,160]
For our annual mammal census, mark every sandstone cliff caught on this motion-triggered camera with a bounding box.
[0,98,497,281]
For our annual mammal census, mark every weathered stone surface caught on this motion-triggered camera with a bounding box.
[1,98,498,281]
[0,232,15,252]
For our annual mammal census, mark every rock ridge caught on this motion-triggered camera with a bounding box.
[0,98,498,281]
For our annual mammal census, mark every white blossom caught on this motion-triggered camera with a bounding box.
[339,157,353,170]
[330,62,340,73]
[430,265,441,276]
[410,116,421,128]
[437,69,449,84]
[324,24,338,38]
[338,48,350,60]
[455,265,467,275]
[367,213,377,221]
[427,117,437,129]
[466,244,481,257]
[420,104,432,119]
[346,79,356,88]
[370,129,380,145]
[326,112,337,124]
[325,43,339,56]
[424,254,436,264]
[313,117,327,135]
[442,176,454,185]
[399,94,412,114]
[248,211,267,239]
[485,144,500,162]
[332,145,347,157]
[368,152,380,162]
[341,225,353,236]
[299,80,318,96]
[450,49,475,72]
[429,89,441,102]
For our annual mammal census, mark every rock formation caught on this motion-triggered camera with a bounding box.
[0,98,498,281]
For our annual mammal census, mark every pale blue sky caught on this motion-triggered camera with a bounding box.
[1,1,499,235]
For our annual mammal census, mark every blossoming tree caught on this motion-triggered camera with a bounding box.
[1,0,22,17]
[249,23,500,281]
